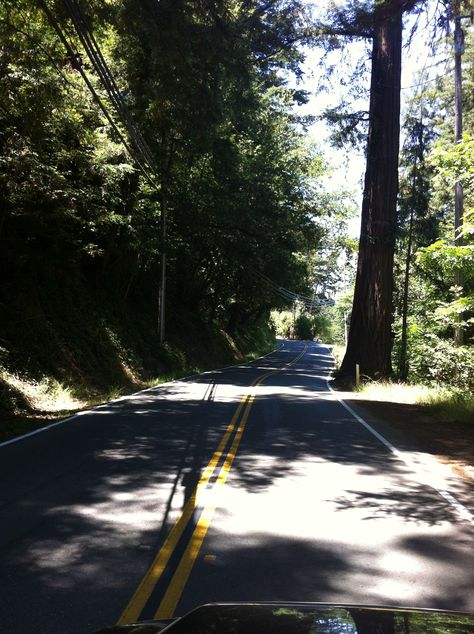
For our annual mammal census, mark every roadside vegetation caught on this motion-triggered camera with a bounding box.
[330,23,474,425]
[0,303,277,443]
[0,0,321,441]
[1,1,473,441]
[343,380,474,426]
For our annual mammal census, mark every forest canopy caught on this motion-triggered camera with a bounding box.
[1,0,352,412]
[0,0,473,421]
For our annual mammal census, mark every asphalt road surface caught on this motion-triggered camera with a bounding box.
[1,340,473,634]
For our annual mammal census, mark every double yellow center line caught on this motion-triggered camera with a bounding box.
[117,345,307,624]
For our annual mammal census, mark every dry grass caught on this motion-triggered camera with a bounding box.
[1,370,86,413]
[356,381,433,404]
[328,346,473,424]
[353,381,474,424]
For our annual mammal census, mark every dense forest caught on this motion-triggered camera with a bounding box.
[0,0,473,438]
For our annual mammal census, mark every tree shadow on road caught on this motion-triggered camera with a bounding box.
[1,345,473,632]
[176,530,474,616]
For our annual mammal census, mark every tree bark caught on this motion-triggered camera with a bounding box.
[453,0,464,345]
[397,203,414,380]
[340,2,403,380]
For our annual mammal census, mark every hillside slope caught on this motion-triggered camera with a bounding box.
[0,282,274,443]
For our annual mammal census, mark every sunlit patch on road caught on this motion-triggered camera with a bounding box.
[1,342,473,634]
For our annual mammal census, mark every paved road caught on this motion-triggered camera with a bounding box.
[1,341,473,633]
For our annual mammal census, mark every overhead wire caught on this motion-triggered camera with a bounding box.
[39,0,335,315]
[257,273,334,310]
[63,0,157,172]
[37,0,160,192]
[40,0,331,329]
[401,67,451,90]
[63,0,157,171]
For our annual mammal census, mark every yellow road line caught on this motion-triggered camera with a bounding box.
[117,393,249,624]
[154,394,256,619]
[117,344,307,624]
[153,345,308,619]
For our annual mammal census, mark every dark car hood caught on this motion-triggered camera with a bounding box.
[96,602,474,633]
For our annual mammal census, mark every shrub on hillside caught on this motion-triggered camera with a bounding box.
[409,335,474,392]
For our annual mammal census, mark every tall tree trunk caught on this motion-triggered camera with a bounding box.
[341,3,402,380]
[397,204,414,381]
[453,0,464,345]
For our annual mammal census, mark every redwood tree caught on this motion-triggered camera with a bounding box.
[318,0,422,379]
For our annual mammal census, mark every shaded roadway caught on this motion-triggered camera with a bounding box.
[0,341,473,633]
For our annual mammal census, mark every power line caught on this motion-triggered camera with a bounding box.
[401,67,452,90]
[38,0,159,191]
[38,0,169,342]
[63,0,157,171]
[64,0,157,173]
[257,273,334,310]
[39,1,333,331]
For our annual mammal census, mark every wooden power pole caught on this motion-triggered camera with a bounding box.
[452,0,470,345]
[453,0,464,248]
[158,189,166,345]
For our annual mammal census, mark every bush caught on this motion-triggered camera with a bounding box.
[270,310,293,338]
[409,334,474,392]
[420,386,474,424]
[295,313,313,340]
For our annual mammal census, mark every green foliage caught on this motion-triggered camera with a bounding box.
[1,0,327,431]
[322,290,354,345]
[310,312,335,342]
[393,237,474,382]
[271,308,334,341]
[295,313,314,340]
[271,310,294,339]
[415,241,474,335]
[109,0,324,328]
[408,334,474,393]
[430,133,474,239]
[419,386,474,425]
[416,240,474,280]
[392,24,474,385]
[234,315,276,360]
[431,133,474,188]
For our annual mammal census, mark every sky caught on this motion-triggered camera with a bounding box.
[293,1,450,236]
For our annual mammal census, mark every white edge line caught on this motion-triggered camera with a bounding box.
[323,346,474,526]
[0,411,90,449]
[0,341,286,450]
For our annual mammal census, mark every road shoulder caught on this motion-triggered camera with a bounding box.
[335,392,474,483]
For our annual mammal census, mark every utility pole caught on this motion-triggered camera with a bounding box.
[343,311,349,347]
[158,188,166,345]
[291,299,297,340]
[452,0,471,345]
[453,0,464,248]
[158,132,174,345]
